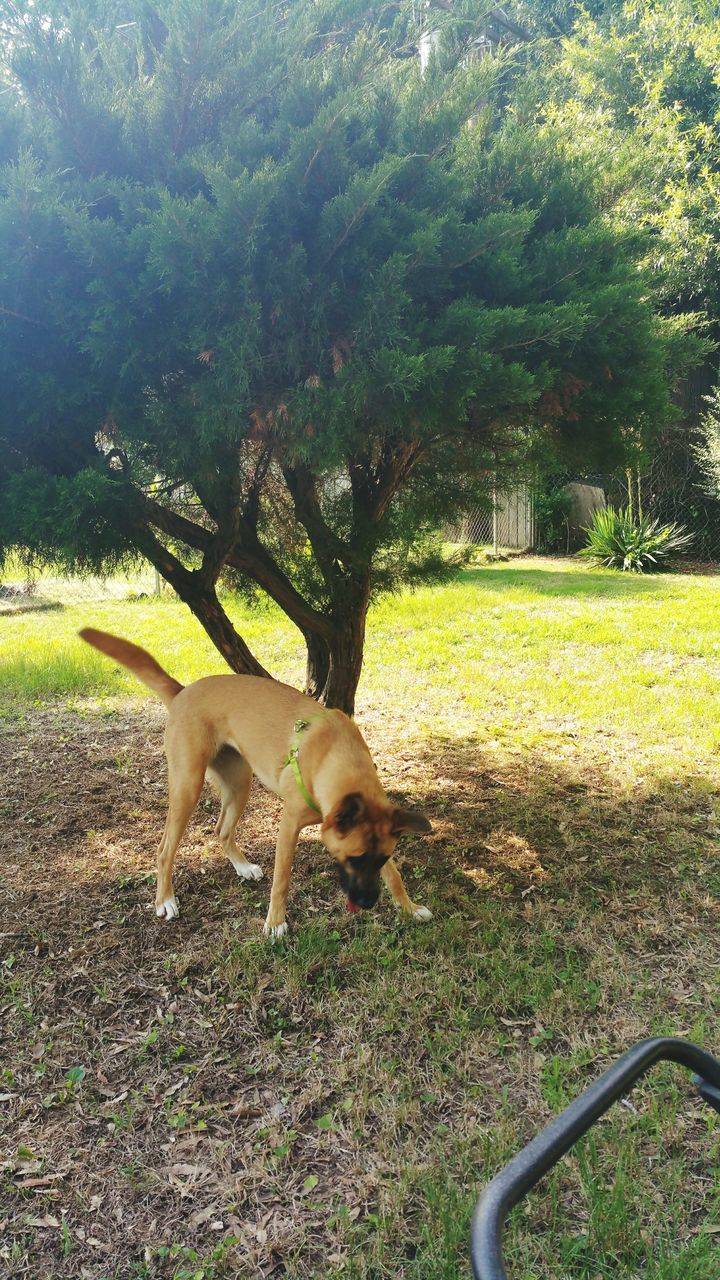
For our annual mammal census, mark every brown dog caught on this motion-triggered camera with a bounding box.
[79,628,433,938]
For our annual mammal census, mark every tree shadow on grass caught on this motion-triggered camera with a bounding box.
[3,707,718,939]
[461,565,683,599]
[0,598,64,616]
[2,708,718,1280]
[390,730,720,916]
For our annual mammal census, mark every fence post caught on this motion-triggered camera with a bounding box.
[492,476,499,556]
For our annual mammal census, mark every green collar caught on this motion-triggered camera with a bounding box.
[283,717,322,814]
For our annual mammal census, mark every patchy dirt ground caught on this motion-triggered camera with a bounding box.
[1,705,355,1278]
[2,700,720,1279]
[1,703,472,1280]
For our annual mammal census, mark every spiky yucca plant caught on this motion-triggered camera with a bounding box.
[580,505,693,572]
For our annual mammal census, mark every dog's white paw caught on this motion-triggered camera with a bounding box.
[263,920,288,942]
[156,896,179,921]
[231,859,264,881]
[411,905,433,922]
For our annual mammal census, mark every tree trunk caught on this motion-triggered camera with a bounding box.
[186,580,368,709]
[180,580,272,679]
[135,514,368,707]
[186,578,367,711]
[321,619,366,714]
[304,631,330,701]
[133,523,273,679]
[318,577,371,714]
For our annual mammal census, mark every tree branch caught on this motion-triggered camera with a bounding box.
[129,515,272,677]
[0,304,50,329]
[280,461,351,585]
[350,438,426,529]
[140,493,333,640]
[376,441,426,523]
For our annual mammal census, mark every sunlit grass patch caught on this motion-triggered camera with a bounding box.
[0,591,305,708]
[4,560,720,764]
[0,635,125,702]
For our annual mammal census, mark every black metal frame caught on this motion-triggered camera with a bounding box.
[471,1036,720,1280]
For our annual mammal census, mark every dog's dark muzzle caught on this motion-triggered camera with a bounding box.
[338,864,381,910]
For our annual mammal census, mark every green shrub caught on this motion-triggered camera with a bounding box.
[534,486,573,553]
[579,505,693,573]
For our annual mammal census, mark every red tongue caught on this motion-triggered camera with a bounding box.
[346,898,361,913]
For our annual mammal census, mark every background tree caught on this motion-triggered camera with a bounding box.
[538,0,720,540]
[0,0,692,711]
[544,0,720,324]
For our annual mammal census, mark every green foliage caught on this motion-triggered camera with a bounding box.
[537,2,720,559]
[533,485,573,554]
[545,0,720,322]
[0,0,699,702]
[579,505,693,573]
[0,467,140,576]
[695,386,720,497]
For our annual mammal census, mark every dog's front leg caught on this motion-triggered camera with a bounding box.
[263,809,303,941]
[382,859,433,922]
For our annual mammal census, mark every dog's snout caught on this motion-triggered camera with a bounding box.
[350,885,381,910]
[338,862,381,910]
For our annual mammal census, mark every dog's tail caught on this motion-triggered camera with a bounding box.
[79,627,184,708]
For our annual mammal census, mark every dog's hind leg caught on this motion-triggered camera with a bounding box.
[155,735,208,921]
[206,746,263,882]
[381,859,433,922]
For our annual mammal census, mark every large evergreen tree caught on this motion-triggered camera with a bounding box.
[0,0,685,710]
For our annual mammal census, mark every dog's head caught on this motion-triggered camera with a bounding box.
[321,793,431,910]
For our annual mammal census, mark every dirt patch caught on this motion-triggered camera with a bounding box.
[2,704,720,1279]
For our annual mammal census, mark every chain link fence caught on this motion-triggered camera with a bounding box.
[638,452,720,562]
[445,456,720,563]
[542,453,720,562]
[445,484,535,551]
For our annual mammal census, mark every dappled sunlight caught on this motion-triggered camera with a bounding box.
[460,830,550,893]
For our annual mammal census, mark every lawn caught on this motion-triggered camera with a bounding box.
[2,557,720,1279]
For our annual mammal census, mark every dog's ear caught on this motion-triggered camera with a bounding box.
[391,808,432,835]
[332,792,366,834]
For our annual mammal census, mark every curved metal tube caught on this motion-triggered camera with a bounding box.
[471,1036,720,1280]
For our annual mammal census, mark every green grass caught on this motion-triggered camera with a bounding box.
[367,562,720,762]
[4,560,720,763]
[2,556,720,1279]
[0,591,304,705]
